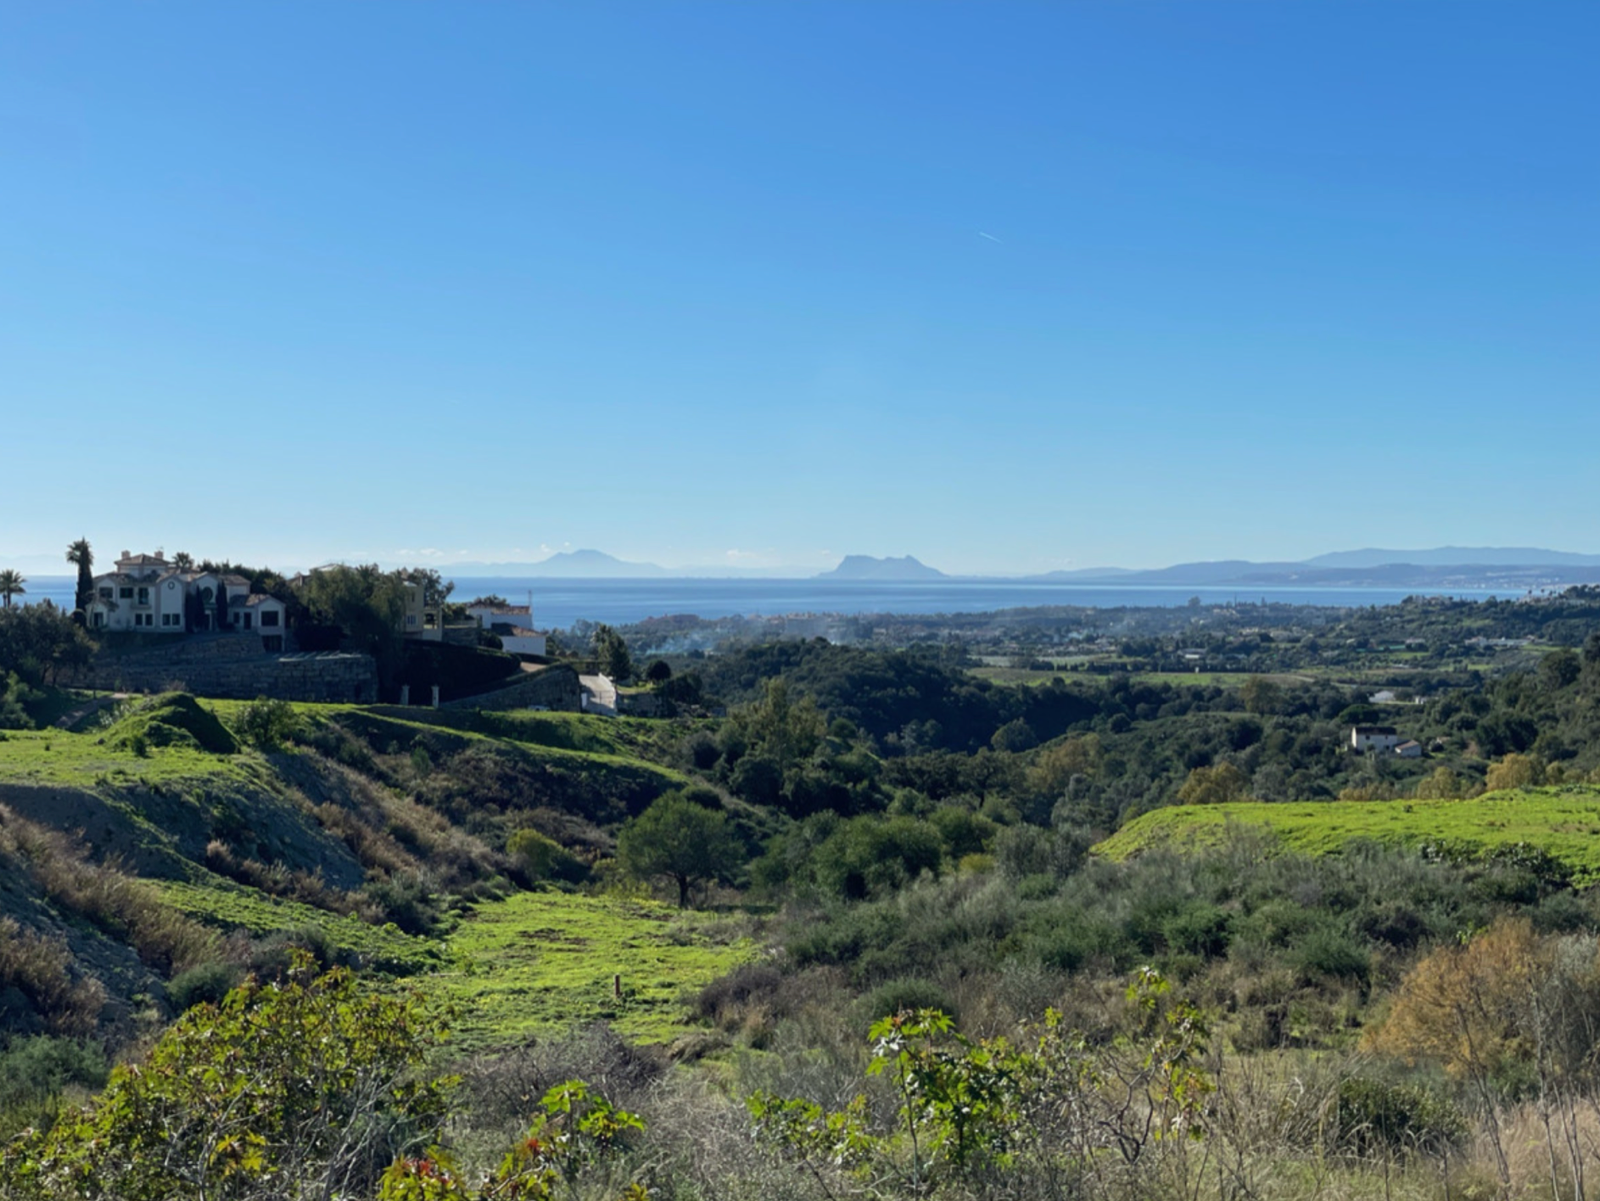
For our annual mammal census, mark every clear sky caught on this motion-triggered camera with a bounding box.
[2,3,1595,576]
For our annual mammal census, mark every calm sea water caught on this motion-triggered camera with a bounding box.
[444,578,1509,628]
[17,574,1509,630]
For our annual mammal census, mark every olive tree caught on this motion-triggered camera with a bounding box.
[616,788,741,907]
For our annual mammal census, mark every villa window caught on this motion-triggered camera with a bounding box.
[260,610,280,627]
[119,587,133,599]
[137,587,150,605]
[99,587,112,600]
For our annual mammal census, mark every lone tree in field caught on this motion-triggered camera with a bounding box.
[0,570,24,608]
[616,788,741,908]
[65,538,93,623]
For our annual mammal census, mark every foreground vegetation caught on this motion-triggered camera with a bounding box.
[3,589,1600,1196]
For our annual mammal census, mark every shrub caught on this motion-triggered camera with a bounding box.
[0,956,451,1201]
[992,823,1089,880]
[694,962,786,1028]
[1162,902,1233,959]
[1019,911,1116,973]
[234,697,299,752]
[245,923,342,979]
[0,674,41,731]
[1334,1076,1466,1155]
[167,961,244,1012]
[0,1036,108,1136]
[681,730,720,771]
[929,805,997,859]
[814,816,942,901]
[1292,925,1370,982]
[858,977,957,1026]
[507,827,588,885]
[361,871,442,936]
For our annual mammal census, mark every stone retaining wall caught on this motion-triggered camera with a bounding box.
[439,665,582,712]
[63,650,378,703]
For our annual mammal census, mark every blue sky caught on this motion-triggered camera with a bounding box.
[2,3,1595,576]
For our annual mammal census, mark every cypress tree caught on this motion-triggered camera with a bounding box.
[66,539,93,625]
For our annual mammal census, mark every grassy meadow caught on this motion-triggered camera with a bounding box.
[1097,784,1600,883]
[430,890,756,1048]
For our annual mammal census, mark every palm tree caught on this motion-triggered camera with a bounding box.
[65,538,93,620]
[0,569,24,608]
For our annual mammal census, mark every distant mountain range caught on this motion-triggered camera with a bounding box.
[431,546,1600,589]
[1029,549,1600,589]
[11,546,1585,586]
[1303,547,1600,569]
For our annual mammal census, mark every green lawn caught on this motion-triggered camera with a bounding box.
[429,890,756,1048]
[1096,785,1600,884]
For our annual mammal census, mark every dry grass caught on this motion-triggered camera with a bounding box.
[0,805,217,977]
[0,918,106,1036]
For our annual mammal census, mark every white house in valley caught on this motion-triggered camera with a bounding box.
[86,551,289,652]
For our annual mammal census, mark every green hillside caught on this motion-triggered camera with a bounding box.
[1096,784,1600,883]
[0,692,708,1041]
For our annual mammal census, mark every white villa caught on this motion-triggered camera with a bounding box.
[466,603,547,657]
[86,551,289,652]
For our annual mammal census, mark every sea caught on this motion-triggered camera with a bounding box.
[15,575,1512,630]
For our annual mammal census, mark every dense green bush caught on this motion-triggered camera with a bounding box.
[0,1036,108,1136]
[233,697,299,751]
[507,827,588,885]
[166,961,243,1012]
[814,816,943,900]
[857,977,958,1026]
[1334,1076,1467,1155]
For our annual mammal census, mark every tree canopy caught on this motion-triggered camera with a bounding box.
[65,539,92,622]
[0,570,25,609]
[593,624,633,681]
[0,603,93,689]
[616,788,742,907]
